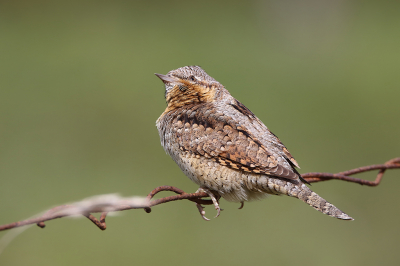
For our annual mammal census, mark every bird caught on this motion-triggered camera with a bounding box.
[155,65,353,221]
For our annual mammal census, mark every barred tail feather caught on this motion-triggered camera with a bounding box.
[294,185,353,220]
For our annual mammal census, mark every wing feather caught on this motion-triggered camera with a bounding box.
[172,103,300,181]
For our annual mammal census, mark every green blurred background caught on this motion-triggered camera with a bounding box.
[1,0,399,265]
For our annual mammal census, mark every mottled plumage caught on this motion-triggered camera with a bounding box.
[156,66,353,220]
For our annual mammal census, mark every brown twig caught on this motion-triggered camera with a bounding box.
[0,157,399,232]
[302,157,400,185]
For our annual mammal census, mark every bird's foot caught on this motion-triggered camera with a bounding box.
[195,188,222,219]
[238,201,244,209]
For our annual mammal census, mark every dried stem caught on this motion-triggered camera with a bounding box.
[0,157,398,232]
[302,157,400,185]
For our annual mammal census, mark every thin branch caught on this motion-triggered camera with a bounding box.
[302,157,400,185]
[0,157,399,232]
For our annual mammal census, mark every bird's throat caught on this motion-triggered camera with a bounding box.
[165,83,216,113]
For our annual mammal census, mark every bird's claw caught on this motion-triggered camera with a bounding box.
[196,203,210,221]
[196,187,222,219]
[215,207,221,218]
[238,201,244,209]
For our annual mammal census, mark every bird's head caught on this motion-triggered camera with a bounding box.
[155,66,223,110]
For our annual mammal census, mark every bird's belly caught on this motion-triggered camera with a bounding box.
[166,147,282,202]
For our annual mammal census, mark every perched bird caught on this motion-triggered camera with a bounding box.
[155,66,353,220]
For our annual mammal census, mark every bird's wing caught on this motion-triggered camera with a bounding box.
[228,98,300,169]
[172,103,300,181]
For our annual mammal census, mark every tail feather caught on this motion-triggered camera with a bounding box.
[294,184,353,220]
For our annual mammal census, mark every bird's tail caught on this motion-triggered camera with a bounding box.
[290,184,353,220]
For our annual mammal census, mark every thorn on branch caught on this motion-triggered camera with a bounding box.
[84,213,107,231]
[37,222,46,228]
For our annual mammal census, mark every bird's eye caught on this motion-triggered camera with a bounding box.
[189,75,196,82]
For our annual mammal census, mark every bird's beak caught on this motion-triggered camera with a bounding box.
[155,73,177,84]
